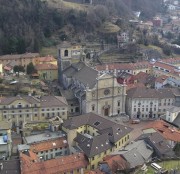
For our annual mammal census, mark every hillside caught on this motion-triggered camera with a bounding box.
[0,0,164,55]
[0,0,64,55]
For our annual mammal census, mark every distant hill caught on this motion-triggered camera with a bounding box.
[0,0,163,55]
[0,0,64,55]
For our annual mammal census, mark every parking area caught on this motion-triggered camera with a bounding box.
[107,116,155,141]
[124,120,154,141]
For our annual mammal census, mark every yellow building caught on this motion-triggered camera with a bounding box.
[0,53,39,67]
[35,63,58,80]
[62,112,132,170]
[0,95,68,133]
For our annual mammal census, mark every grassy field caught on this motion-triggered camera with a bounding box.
[45,0,89,11]
[40,46,58,58]
[98,22,120,34]
[136,160,180,174]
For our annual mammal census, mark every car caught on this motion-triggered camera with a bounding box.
[131,119,140,124]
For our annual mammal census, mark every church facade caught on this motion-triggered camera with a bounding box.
[58,43,126,117]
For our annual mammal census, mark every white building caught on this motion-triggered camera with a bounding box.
[126,87,176,119]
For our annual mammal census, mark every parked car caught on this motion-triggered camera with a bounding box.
[131,119,140,124]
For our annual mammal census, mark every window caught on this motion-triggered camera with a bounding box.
[3,111,6,113]
[134,108,136,112]
[92,157,94,160]
[35,114,37,117]
[91,165,95,169]
[4,115,6,119]
[19,115,22,118]
[64,50,68,57]
[27,114,29,117]
[62,112,65,115]
[117,101,120,106]
[92,105,95,111]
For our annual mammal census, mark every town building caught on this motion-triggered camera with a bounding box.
[142,120,180,145]
[110,140,153,170]
[35,63,58,81]
[20,150,88,174]
[19,131,68,160]
[62,112,132,170]
[0,121,12,160]
[0,53,39,68]
[126,88,176,119]
[137,132,176,159]
[33,55,57,66]
[0,95,68,133]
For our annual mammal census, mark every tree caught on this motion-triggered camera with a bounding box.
[13,65,25,76]
[27,62,36,75]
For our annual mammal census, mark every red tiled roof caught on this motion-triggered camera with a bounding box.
[102,155,130,172]
[143,120,180,142]
[30,137,68,153]
[155,75,168,83]
[38,56,56,62]
[35,63,58,70]
[153,61,179,76]
[126,83,145,91]
[20,151,89,174]
[87,169,105,174]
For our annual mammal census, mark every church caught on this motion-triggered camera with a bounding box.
[58,45,126,117]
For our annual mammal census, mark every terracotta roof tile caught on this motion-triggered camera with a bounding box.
[36,63,58,70]
[143,120,180,142]
[20,151,89,174]
[155,75,169,83]
[30,137,68,153]
[102,155,130,172]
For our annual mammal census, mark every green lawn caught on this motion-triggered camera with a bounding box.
[136,160,180,174]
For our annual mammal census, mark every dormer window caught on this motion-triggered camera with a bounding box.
[18,103,22,108]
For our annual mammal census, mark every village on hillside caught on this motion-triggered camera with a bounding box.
[0,0,180,174]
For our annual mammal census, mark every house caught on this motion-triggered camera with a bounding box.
[163,105,180,125]
[111,140,153,167]
[0,121,12,160]
[62,112,132,170]
[126,87,176,119]
[137,132,176,159]
[19,131,68,160]
[152,16,163,27]
[142,120,180,145]
[117,72,134,85]
[20,150,89,174]
[0,53,39,68]
[33,55,57,66]
[155,75,169,89]
[133,72,156,88]
[117,32,130,48]
[0,95,68,133]
[35,63,58,81]
[99,155,130,173]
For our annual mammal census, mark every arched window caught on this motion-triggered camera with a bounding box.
[64,50,68,57]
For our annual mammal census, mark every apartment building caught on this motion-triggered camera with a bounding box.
[126,87,176,119]
[62,112,132,170]
[20,151,88,174]
[0,95,68,133]
[19,131,68,160]
[0,121,12,160]
[0,53,39,67]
